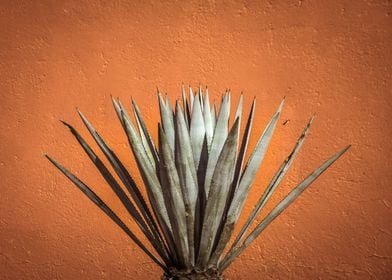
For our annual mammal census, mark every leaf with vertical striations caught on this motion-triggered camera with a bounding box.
[189,86,194,115]
[231,98,256,193]
[175,101,198,265]
[165,95,175,130]
[158,124,190,267]
[220,145,351,270]
[45,155,167,271]
[211,101,217,131]
[131,98,159,169]
[211,99,283,264]
[190,94,206,171]
[111,96,123,124]
[158,93,175,155]
[118,99,132,124]
[203,89,213,148]
[204,93,231,199]
[208,97,254,265]
[197,118,240,269]
[121,110,175,242]
[230,116,314,251]
[77,108,166,256]
[199,85,204,112]
[60,121,171,264]
[234,94,243,128]
[182,84,190,128]
[229,98,284,215]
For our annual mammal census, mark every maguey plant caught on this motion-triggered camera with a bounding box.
[45,86,350,279]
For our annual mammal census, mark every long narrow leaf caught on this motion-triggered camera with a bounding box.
[189,86,194,115]
[216,99,284,257]
[208,98,256,265]
[175,101,198,265]
[158,93,175,154]
[220,145,351,270]
[190,94,206,170]
[45,155,167,271]
[158,124,190,267]
[203,93,231,198]
[230,116,314,250]
[234,94,243,127]
[197,118,240,268]
[120,110,178,261]
[211,101,217,131]
[131,98,159,169]
[203,90,214,148]
[199,85,204,112]
[77,109,166,256]
[231,98,256,193]
[61,121,170,264]
[165,95,175,131]
[181,84,190,128]
[114,99,176,261]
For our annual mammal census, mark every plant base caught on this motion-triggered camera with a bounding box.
[161,267,224,280]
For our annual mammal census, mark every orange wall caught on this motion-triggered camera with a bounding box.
[1,1,391,279]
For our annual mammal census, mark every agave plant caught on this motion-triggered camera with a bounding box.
[45,86,350,279]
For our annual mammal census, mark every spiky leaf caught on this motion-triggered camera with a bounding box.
[210,99,284,263]
[203,93,231,198]
[190,94,206,170]
[131,98,159,169]
[158,124,190,267]
[230,116,314,250]
[159,93,175,154]
[197,118,240,268]
[174,101,198,265]
[77,109,165,254]
[45,155,166,270]
[61,121,170,264]
[220,145,351,270]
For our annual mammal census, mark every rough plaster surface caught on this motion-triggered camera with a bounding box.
[0,1,391,279]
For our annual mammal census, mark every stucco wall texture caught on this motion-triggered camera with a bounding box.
[1,1,391,279]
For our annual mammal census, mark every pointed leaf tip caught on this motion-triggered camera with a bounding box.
[277,98,285,113]
[221,143,351,270]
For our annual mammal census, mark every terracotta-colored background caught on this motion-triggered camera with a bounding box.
[1,1,391,279]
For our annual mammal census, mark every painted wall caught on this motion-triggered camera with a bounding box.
[1,1,391,279]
